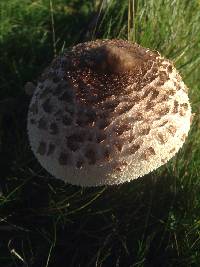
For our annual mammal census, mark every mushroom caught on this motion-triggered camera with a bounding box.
[27,39,192,186]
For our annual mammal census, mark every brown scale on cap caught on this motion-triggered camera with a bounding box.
[49,122,59,135]
[156,71,169,86]
[37,141,46,155]
[179,109,186,116]
[58,152,69,165]
[180,103,188,110]
[30,118,36,124]
[47,143,56,156]
[167,125,177,136]
[42,98,53,113]
[181,133,187,142]
[161,158,168,163]
[168,89,176,96]
[156,132,168,144]
[141,87,153,99]
[158,94,170,103]
[141,147,156,161]
[116,102,133,115]
[173,100,179,113]
[179,103,189,116]
[114,161,128,172]
[85,147,97,165]
[76,157,84,169]
[76,107,96,126]
[38,117,47,130]
[114,142,123,152]
[167,65,173,73]
[66,130,86,151]
[62,114,73,126]
[27,39,192,186]
[133,112,143,121]
[145,100,156,111]
[103,147,111,161]
[158,120,168,127]
[149,89,159,100]
[67,134,82,151]
[114,122,132,136]
[169,148,176,154]
[139,125,151,136]
[128,143,140,155]
[156,106,170,116]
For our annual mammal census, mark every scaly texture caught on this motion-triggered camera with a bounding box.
[27,39,192,186]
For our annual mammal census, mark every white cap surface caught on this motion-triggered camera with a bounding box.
[27,39,192,186]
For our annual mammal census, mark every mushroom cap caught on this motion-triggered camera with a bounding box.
[27,39,192,186]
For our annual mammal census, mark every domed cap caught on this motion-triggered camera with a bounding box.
[27,39,192,186]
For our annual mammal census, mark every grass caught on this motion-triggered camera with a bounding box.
[0,0,200,266]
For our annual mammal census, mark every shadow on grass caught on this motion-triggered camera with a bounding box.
[0,172,179,266]
[0,100,179,265]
